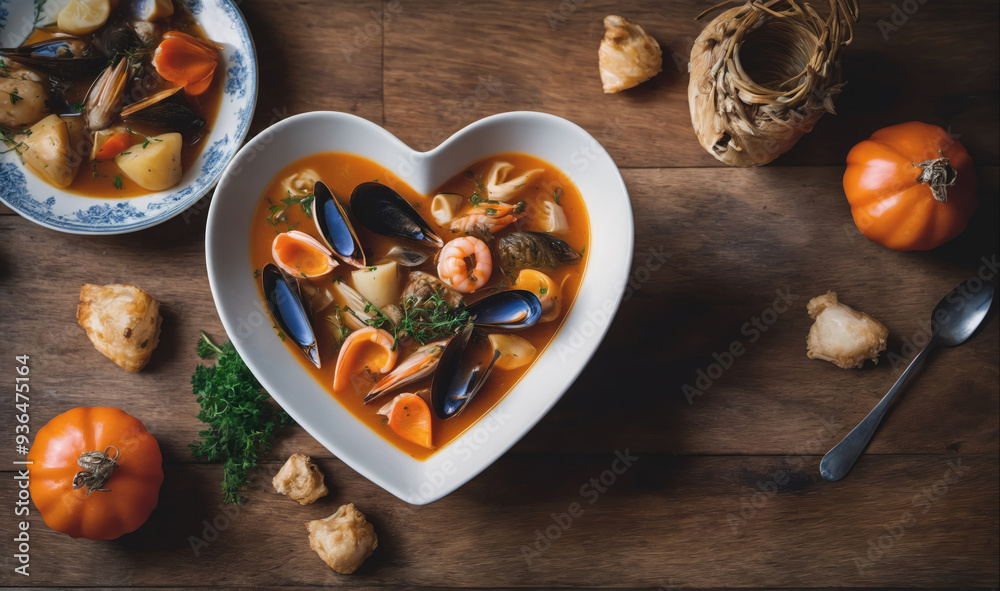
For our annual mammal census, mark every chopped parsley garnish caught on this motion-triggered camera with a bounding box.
[553,187,563,204]
[8,89,22,104]
[0,127,29,161]
[126,127,162,149]
[267,191,314,230]
[114,175,123,190]
[71,102,85,113]
[367,292,469,346]
[191,331,294,505]
[539,287,548,295]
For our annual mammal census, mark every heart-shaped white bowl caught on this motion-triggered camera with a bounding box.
[206,111,633,504]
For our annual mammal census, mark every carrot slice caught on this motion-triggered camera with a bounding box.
[94,131,134,160]
[152,31,219,96]
[382,393,434,449]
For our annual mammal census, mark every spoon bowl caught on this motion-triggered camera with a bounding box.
[933,277,995,346]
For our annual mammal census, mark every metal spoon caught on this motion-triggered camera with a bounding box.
[820,275,995,482]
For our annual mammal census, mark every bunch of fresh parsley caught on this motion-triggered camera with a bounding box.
[191,331,294,504]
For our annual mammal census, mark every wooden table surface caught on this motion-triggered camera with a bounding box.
[1,0,998,588]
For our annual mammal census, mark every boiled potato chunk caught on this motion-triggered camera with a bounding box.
[488,334,537,370]
[0,69,49,128]
[115,132,183,191]
[135,0,174,21]
[17,114,78,188]
[351,262,401,309]
[57,0,111,35]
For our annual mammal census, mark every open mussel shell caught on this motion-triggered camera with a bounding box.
[120,87,206,131]
[350,182,444,248]
[313,181,366,268]
[84,58,130,131]
[93,18,143,58]
[0,37,104,78]
[430,324,501,420]
[466,290,542,330]
[383,245,428,268]
[261,263,321,368]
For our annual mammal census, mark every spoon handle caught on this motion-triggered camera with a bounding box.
[820,344,934,481]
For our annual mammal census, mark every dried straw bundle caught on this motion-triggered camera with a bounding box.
[688,0,859,166]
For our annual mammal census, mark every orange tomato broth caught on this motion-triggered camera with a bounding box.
[21,2,223,198]
[249,152,590,459]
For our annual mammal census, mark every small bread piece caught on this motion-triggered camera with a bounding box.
[599,15,662,93]
[273,453,328,505]
[806,292,888,369]
[307,504,378,574]
[77,283,162,372]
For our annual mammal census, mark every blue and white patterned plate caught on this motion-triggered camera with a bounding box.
[0,0,257,234]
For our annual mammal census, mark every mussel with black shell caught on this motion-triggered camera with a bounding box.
[427,290,542,419]
[430,323,501,420]
[350,182,444,248]
[313,180,366,268]
[261,263,321,368]
[0,37,105,79]
[120,87,206,132]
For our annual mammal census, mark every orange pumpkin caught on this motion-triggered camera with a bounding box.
[843,122,977,251]
[27,407,163,540]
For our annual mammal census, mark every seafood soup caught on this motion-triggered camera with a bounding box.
[0,0,224,197]
[249,152,590,459]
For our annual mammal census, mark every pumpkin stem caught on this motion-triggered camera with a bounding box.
[73,446,120,496]
[913,151,957,203]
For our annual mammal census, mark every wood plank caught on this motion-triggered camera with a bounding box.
[237,0,385,132]
[0,454,995,587]
[0,167,995,460]
[383,0,1000,168]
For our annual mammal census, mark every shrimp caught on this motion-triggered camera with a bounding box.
[437,236,493,293]
[449,202,522,238]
